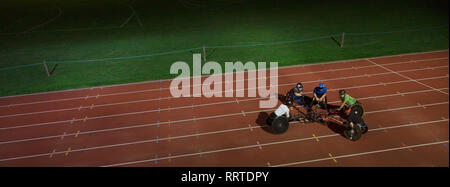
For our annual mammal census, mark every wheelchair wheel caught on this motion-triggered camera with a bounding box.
[266,112,277,125]
[350,103,364,117]
[343,122,362,141]
[359,119,368,134]
[271,116,289,134]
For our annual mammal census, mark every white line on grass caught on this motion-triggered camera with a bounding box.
[120,5,135,28]
[131,5,143,27]
[23,6,62,33]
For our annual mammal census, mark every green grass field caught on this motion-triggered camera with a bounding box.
[0,0,448,97]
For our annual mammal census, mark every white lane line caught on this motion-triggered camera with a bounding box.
[327,87,448,104]
[256,141,262,150]
[0,58,410,107]
[0,50,446,100]
[2,73,448,119]
[367,59,449,96]
[0,125,262,162]
[49,149,56,158]
[364,102,448,114]
[1,64,448,118]
[100,119,449,167]
[1,107,80,118]
[2,87,446,145]
[0,96,89,108]
[0,99,448,164]
[0,108,269,132]
[23,7,62,33]
[0,96,263,118]
[272,140,449,167]
[2,57,448,110]
[0,50,448,107]
[190,65,448,97]
[1,74,447,119]
[0,78,448,132]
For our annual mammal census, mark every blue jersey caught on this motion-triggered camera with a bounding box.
[289,87,301,95]
[288,87,310,110]
[314,86,327,98]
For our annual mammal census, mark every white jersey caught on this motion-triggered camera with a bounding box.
[274,104,290,118]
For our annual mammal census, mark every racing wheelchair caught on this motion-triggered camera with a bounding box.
[267,93,367,141]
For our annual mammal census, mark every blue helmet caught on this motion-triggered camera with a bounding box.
[319,83,324,88]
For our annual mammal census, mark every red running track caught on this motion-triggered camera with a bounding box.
[0,50,448,167]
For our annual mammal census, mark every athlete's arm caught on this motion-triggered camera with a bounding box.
[338,101,346,110]
[319,93,326,102]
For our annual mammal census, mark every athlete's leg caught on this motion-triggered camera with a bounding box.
[323,96,329,112]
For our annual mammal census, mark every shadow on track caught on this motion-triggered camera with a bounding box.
[255,112,274,134]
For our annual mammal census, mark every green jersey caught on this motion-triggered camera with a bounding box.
[341,94,357,105]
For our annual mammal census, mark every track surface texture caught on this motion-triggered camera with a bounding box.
[0,50,448,167]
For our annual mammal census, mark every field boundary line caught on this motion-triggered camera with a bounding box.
[0,49,447,99]
[0,57,447,108]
